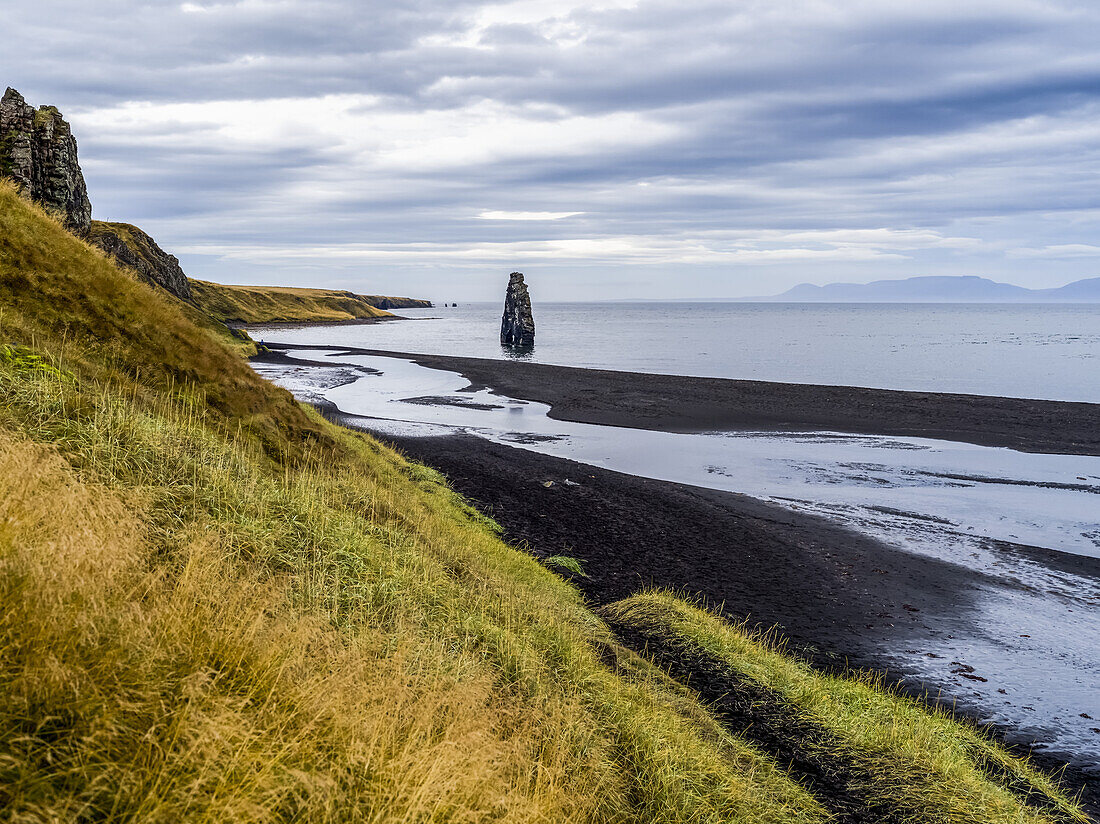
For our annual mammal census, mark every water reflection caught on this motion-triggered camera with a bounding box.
[501,343,535,360]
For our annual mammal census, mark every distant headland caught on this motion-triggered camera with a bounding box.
[741,274,1100,303]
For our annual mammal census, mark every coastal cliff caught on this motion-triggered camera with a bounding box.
[369,295,433,310]
[0,87,191,302]
[189,279,430,325]
[0,87,91,233]
[0,86,432,314]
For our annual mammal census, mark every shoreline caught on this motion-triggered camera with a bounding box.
[257,343,1100,456]
[235,315,416,330]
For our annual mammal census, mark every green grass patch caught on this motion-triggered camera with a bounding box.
[544,555,587,577]
[603,592,1087,824]
[0,343,70,379]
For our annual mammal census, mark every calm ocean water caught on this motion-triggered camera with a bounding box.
[252,302,1100,402]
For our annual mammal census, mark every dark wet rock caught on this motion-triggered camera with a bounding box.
[86,221,193,302]
[500,271,535,346]
[1,87,92,233]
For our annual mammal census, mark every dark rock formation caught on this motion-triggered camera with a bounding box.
[500,271,535,347]
[369,296,433,310]
[0,88,194,302]
[86,221,193,302]
[0,87,91,233]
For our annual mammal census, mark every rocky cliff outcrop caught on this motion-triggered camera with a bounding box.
[86,221,193,302]
[1,88,193,302]
[1,86,431,310]
[1,87,91,233]
[500,271,535,347]
[369,295,433,310]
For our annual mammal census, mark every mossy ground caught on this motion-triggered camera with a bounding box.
[0,178,1086,822]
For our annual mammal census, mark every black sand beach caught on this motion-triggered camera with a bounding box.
[258,343,1100,456]
[257,344,1100,814]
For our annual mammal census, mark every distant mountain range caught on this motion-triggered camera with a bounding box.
[745,275,1100,302]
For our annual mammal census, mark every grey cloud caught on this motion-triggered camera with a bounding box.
[4,0,1100,298]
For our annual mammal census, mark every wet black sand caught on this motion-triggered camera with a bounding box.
[260,343,1100,456]
[376,431,978,663]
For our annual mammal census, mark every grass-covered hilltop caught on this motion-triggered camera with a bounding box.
[188,279,431,326]
[0,172,1091,820]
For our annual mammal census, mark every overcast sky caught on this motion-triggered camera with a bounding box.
[4,0,1100,300]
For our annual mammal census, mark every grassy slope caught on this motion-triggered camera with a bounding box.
[605,593,1086,824]
[0,180,1085,823]
[190,279,429,325]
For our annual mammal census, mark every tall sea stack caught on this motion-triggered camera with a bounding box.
[500,271,535,347]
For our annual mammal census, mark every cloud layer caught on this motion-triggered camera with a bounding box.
[5,0,1100,299]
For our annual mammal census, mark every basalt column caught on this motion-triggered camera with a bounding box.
[500,271,535,347]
